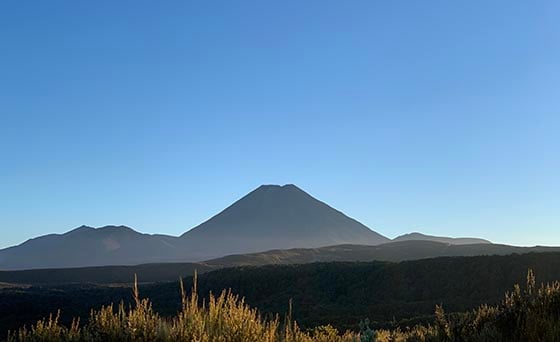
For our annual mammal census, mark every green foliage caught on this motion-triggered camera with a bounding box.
[358,319,375,342]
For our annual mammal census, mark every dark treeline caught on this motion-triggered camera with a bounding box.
[177,252,560,329]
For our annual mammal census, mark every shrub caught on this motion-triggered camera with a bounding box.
[8,269,560,341]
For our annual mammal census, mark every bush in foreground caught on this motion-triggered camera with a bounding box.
[8,270,560,341]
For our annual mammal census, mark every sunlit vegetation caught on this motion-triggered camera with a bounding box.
[8,269,560,341]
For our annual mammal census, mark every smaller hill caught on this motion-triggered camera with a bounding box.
[207,240,553,266]
[393,232,491,245]
[0,226,183,270]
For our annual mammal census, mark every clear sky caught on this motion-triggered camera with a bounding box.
[1,1,559,249]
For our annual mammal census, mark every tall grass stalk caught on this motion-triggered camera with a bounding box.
[8,269,560,341]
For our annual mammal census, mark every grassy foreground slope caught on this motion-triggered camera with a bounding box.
[2,252,560,338]
[8,268,560,341]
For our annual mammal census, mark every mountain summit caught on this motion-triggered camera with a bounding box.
[180,184,389,260]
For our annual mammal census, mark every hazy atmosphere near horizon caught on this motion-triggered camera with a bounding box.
[4,2,560,342]
[1,1,559,249]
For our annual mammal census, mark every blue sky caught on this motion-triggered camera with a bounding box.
[1,1,559,248]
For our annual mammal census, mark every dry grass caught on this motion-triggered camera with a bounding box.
[8,270,560,341]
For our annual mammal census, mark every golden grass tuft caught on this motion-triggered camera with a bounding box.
[8,269,560,341]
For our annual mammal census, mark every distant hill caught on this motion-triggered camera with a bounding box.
[179,184,389,260]
[2,240,559,285]
[0,184,389,270]
[0,226,185,270]
[393,232,491,245]
[207,240,557,266]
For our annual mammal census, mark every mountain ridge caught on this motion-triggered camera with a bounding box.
[2,241,560,285]
[0,184,503,271]
[1,184,390,270]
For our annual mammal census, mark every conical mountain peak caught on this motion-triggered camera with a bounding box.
[252,184,304,195]
[180,184,389,260]
[255,183,299,190]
